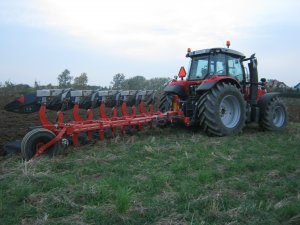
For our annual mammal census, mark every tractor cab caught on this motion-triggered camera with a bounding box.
[186,47,246,82]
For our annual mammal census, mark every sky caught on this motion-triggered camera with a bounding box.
[0,0,299,87]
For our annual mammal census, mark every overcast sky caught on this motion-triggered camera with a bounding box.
[0,0,299,87]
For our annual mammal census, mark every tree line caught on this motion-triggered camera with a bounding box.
[110,73,169,91]
[0,69,170,95]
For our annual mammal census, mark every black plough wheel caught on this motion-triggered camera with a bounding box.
[21,128,60,160]
[197,82,246,136]
[260,96,288,131]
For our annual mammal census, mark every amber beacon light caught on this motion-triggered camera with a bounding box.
[226,40,231,48]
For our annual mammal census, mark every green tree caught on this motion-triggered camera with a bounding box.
[34,80,39,89]
[4,80,14,88]
[73,73,88,89]
[145,77,169,91]
[58,69,73,88]
[45,83,54,89]
[111,73,125,90]
[121,76,146,90]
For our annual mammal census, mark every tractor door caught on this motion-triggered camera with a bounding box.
[227,56,244,82]
[188,55,209,80]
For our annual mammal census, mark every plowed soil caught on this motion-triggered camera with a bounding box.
[1,96,299,156]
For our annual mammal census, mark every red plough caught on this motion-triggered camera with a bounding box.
[20,90,190,160]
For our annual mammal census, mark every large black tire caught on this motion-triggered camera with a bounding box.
[259,96,288,131]
[21,128,60,160]
[159,93,172,112]
[197,83,246,136]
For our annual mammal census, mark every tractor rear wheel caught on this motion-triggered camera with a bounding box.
[259,97,288,131]
[159,93,172,112]
[197,83,246,136]
[21,128,60,160]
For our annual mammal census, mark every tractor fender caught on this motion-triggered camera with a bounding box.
[163,84,186,97]
[195,78,241,93]
[257,92,280,114]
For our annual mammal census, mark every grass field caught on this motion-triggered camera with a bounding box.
[0,123,300,225]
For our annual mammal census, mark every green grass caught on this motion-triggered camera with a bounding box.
[1,123,300,225]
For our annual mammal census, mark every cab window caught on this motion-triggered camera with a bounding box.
[210,54,226,75]
[188,56,209,80]
[227,56,243,81]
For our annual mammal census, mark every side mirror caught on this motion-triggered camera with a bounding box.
[178,66,186,80]
[260,78,266,83]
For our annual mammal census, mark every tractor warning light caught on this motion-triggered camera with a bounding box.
[226,40,230,48]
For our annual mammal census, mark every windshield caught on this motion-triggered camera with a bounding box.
[188,56,209,80]
[227,55,244,81]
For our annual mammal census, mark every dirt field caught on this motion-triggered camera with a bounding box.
[0,97,35,155]
[1,96,299,156]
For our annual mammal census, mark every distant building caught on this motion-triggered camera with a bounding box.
[277,82,288,89]
[294,83,300,90]
[267,79,288,91]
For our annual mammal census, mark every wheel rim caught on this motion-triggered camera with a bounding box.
[273,106,285,127]
[219,95,241,128]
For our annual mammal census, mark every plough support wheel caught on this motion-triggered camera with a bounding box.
[21,128,60,160]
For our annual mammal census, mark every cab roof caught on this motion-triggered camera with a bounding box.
[186,47,245,58]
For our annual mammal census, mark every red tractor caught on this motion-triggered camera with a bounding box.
[159,42,288,136]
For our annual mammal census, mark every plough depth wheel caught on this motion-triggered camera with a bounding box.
[21,128,60,160]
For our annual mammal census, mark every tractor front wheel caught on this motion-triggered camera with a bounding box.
[259,97,288,131]
[21,128,60,160]
[197,83,246,136]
